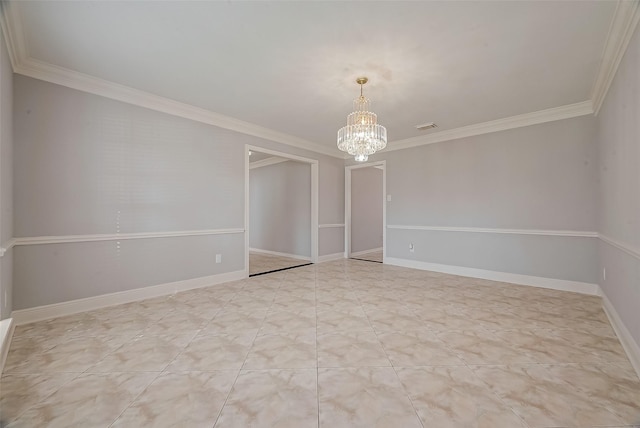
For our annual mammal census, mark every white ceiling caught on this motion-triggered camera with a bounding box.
[5,1,619,152]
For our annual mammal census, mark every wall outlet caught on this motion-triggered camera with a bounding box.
[386,194,392,202]
[216,254,222,264]
[603,268,606,281]
[409,243,414,253]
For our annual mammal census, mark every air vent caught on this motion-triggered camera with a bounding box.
[415,122,437,131]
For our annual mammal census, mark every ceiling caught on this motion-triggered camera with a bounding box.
[1,1,626,156]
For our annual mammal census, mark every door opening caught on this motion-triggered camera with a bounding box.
[345,161,386,264]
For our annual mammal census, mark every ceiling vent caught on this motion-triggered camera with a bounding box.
[415,122,438,131]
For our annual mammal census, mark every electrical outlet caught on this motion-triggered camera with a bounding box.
[409,243,414,253]
[216,254,222,264]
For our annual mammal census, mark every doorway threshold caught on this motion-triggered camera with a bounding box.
[349,258,383,264]
[249,263,313,277]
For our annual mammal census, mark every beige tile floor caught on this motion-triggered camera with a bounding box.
[351,250,383,263]
[249,251,310,276]
[1,259,639,427]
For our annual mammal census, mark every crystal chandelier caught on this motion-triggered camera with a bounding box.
[337,77,387,162]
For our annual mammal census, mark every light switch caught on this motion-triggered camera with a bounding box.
[386,194,392,202]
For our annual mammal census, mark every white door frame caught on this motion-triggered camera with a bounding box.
[245,145,319,277]
[345,161,386,262]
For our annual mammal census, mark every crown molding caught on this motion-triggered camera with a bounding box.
[591,0,640,115]
[17,58,344,159]
[0,1,343,160]
[385,101,594,153]
[0,1,24,71]
[3,1,636,156]
[249,156,289,170]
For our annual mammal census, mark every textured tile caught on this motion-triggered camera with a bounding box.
[396,366,527,428]
[3,260,634,428]
[0,373,77,424]
[6,336,125,374]
[6,372,156,428]
[318,331,390,367]
[250,252,308,276]
[243,332,316,369]
[472,364,627,427]
[260,308,316,334]
[112,371,237,428]
[350,250,383,263]
[377,331,465,366]
[88,333,194,372]
[166,331,256,371]
[545,363,640,424]
[365,308,426,332]
[318,367,422,428]
[225,294,274,312]
[201,309,267,334]
[436,329,535,365]
[141,310,212,336]
[215,369,317,427]
[316,309,372,333]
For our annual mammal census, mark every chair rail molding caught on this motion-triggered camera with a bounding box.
[599,234,640,261]
[0,238,16,257]
[10,228,245,247]
[386,225,598,238]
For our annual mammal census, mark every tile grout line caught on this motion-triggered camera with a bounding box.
[354,280,426,428]
[452,323,534,428]
[4,260,638,427]
[211,276,270,428]
[0,370,83,426]
[107,369,163,427]
[106,312,209,427]
[314,267,321,428]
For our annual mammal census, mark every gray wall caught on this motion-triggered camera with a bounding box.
[0,29,13,319]
[318,161,345,256]
[356,114,598,283]
[250,160,311,257]
[351,167,383,253]
[12,75,344,310]
[596,25,640,347]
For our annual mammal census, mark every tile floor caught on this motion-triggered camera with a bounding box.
[351,250,383,263]
[1,259,639,427]
[249,251,310,276]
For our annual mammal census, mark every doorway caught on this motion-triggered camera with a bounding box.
[345,161,386,263]
[245,146,318,277]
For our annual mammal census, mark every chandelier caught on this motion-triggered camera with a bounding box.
[337,77,387,162]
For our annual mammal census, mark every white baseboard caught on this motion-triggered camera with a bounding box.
[601,291,640,378]
[350,247,383,258]
[318,252,346,263]
[11,270,246,325]
[385,257,600,296]
[0,317,15,375]
[249,248,311,262]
